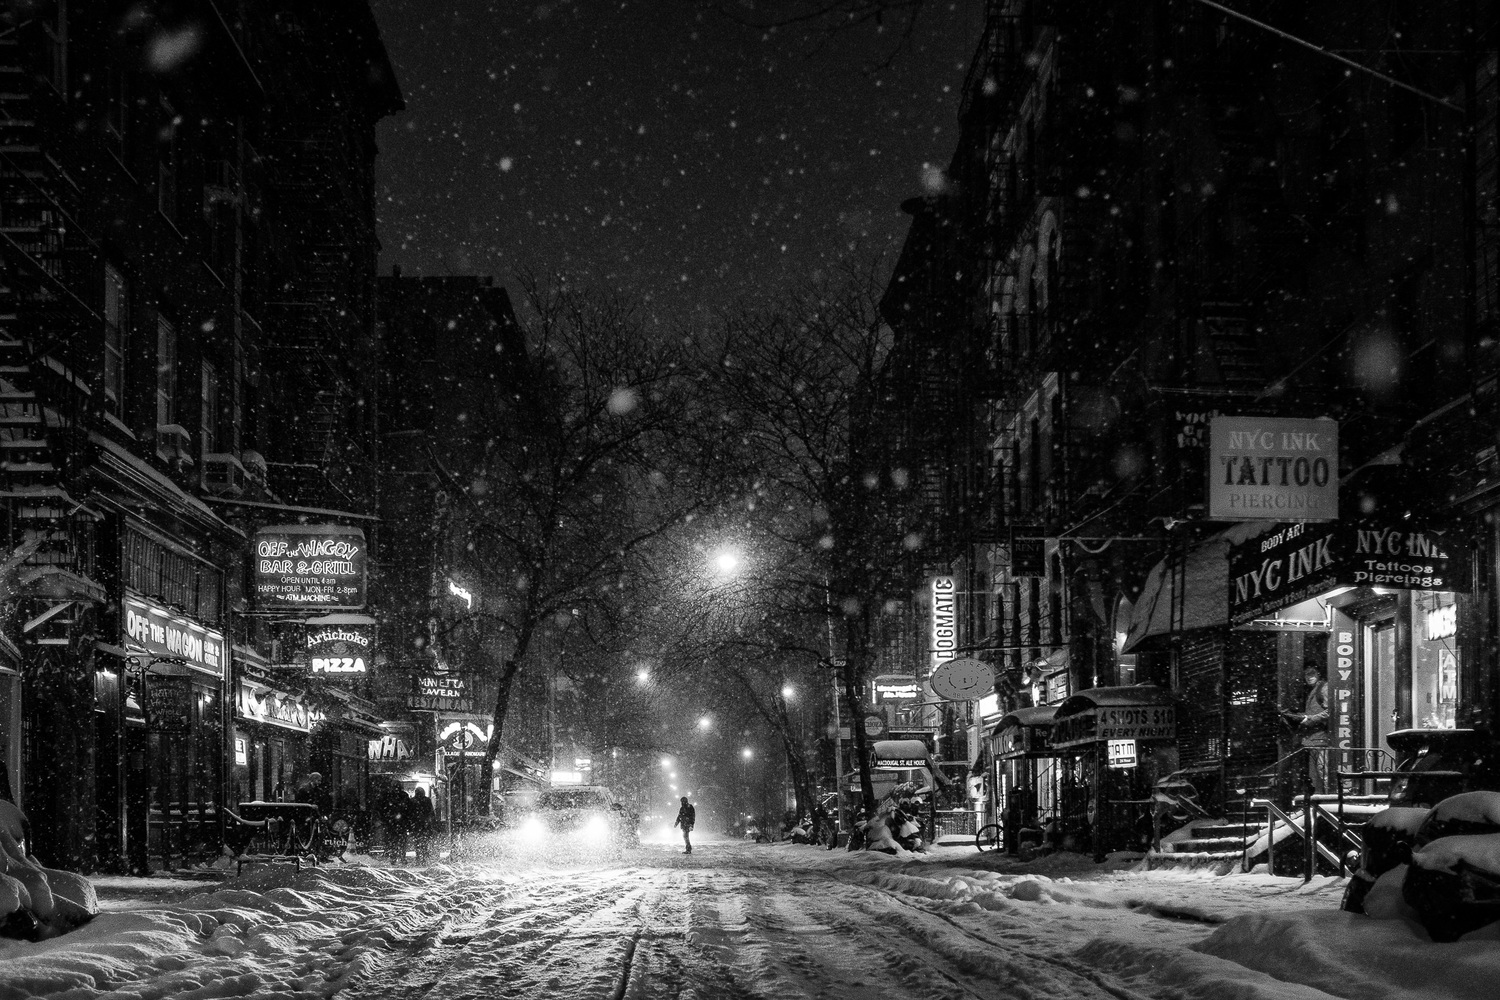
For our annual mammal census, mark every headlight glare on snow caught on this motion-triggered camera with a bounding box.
[581,815,611,843]
[519,817,547,844]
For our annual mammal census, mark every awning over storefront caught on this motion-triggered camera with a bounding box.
[1051,685,1176,749]
[1122,523,1272,652]
[990,705,1059,759]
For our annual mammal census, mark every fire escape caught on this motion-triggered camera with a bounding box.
[0,19,104,645]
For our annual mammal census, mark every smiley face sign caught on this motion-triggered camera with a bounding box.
[930,657,994,702]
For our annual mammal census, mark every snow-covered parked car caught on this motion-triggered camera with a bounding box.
[1402,791,1500,941]
[1342,728,1500,914]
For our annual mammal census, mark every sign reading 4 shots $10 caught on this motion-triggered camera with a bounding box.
[252,525,367,610]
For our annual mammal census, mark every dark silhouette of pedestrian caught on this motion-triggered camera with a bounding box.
[673,796,695,854]
[411,787,435,863]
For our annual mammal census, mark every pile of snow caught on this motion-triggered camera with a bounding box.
[0,802,98,940]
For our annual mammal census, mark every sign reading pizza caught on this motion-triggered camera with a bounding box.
[252,525,367,610]
[305,617,375,675]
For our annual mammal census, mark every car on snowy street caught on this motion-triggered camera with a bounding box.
[502,785,635,856]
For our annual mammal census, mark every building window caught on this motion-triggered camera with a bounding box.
[231,337,245,453]
[105,65,129,157]
[158,102,179,224]
[156,315,177,428]
[103,264,127,415]
[201,361,219,455]
[43,2,66,95]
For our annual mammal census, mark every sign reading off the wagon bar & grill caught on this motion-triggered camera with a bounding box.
[1208,416,1338,520]
[252,525,367,610]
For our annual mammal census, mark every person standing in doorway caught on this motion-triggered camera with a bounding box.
[673,795,695,854]
[1281,665,1331,796]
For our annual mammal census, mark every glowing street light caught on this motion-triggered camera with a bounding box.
[636,667,650,684]
[698,715,712,730]
[781,684,795,700]
[741,747,754,760]
[710,547,742,576]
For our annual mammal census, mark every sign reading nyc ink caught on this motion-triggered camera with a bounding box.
[1228,519,1470,626]
[252,525,367,610]
[1208,416,1338,521]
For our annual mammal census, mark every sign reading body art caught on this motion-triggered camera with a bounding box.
[1208,416,1338,521]
[931,576,956,674]
[252,525,367,610]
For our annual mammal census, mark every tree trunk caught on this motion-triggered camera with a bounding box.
[478,620,535,812]
[840,614,876,819]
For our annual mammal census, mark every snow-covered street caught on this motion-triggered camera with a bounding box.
[3,838,1496,1000]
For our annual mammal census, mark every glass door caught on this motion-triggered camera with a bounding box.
[1365,620,1398,756]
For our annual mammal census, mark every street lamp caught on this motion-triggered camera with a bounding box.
[636,667,650,684]
[781,684,794,701]
[741,747,754,820]
[698,715,712,731]
[710,547,742,576]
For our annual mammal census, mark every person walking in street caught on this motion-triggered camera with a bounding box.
[673,795,695,854]
[410,787,435,864]
[1281,664,1331,795]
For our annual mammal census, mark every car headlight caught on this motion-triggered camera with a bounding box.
[580,815,611,842]
[519,817,546,844]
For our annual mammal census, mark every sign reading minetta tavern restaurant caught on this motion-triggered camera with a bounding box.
[252,525,368,610]
[1228,519,1471,627]
[1208,415,1338,521]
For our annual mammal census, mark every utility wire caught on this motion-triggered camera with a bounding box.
[1189,0,1462,113]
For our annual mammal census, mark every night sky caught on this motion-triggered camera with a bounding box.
[369,1,979,326]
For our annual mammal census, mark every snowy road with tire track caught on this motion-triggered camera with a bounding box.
[4,838,1493,1000]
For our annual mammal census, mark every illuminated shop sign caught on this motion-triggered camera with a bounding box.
[408,672,475,713]
[236,680,319,732]
[252,525,367,610]
[873,675,922,702]
[448,579,474,609]
[931,576,956,673]
[305,618,375,675]
[1228,519,1470,626]
[1107,739,1138,769]
[1426,603,1457,641]
[1053,705,1176,747]
[124,596,225,676]
[1331,625,1356,750]
[368,734,414,762]
[1208,415,1338,521]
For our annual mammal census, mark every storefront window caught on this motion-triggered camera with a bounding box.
[1412,590,1459,729]
[0,669,19,804]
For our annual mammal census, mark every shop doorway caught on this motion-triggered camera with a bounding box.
[1365,619,1398,757]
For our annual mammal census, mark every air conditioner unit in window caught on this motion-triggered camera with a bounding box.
[201,452,246,496]
[154,423,193,464]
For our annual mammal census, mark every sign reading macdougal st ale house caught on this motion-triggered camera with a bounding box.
[252,525,368,610]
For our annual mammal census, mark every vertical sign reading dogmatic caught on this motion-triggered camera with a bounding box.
[931,576,956,674]
[1208,416,1338,521]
